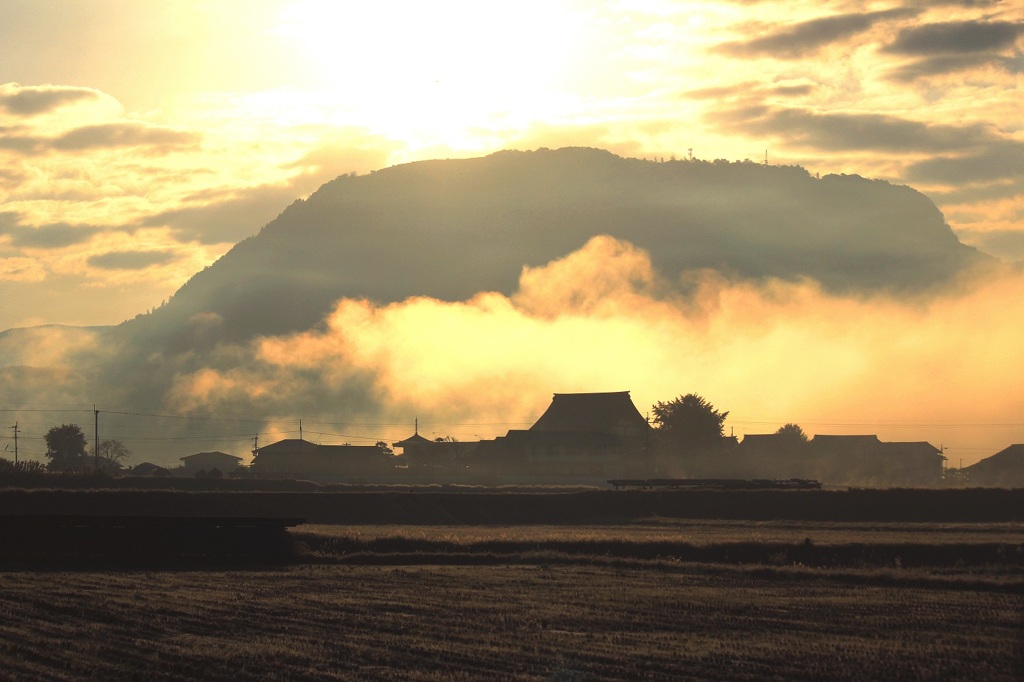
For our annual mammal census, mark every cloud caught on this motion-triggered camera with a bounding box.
[684,81,814,101]
[883,21,1024,56]
[905,140,1024,184]
[0,130,44,153]
[0,122,199,156]
[142,139,403,244]
[0,83,101,115]
[158,235,1024,463]
[52,123,199,153]
[955,228,1024,262]
[715,9,918,59]
[880,20,1024,80]
[707,105,999,153]
[143,184,308,245]
[0,222,102,249]
[0,257,46,282]
[887,53,1020,80]
[87,250,178,270]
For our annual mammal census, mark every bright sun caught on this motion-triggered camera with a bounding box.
[273,0,581,149]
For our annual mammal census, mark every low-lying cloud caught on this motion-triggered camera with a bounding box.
[161,236,1024,462]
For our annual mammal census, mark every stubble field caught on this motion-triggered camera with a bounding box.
[0,519,1021,681]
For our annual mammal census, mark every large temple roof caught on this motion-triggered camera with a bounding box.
[529,391,650,436]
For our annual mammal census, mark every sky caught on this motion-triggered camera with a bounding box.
[0,0,1022,466]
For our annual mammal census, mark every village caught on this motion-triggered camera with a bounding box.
[147,391,1021,488]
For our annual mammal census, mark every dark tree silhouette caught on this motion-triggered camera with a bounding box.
[44,423,89,472]
[775,423,809,443]
[651,394,729,453]
[98,439,131,471]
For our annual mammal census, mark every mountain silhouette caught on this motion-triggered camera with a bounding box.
[124,147,987,346]
[0,147,996,461]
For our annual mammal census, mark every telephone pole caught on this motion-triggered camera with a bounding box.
[9,422,17,465]
[94,405,99,471]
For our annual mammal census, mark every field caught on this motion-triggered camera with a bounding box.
[0,518,1021,680]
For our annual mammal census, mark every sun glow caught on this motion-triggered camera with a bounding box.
[273,0,583,150]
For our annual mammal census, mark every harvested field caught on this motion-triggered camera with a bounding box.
[0,518,1021,680]
[0,563,1019,681]
[301,518,1024,546]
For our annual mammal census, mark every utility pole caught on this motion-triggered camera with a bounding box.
[94,405,99,471]
[9,422,17,465]
[252,433,259,455]
[299,419,303,440]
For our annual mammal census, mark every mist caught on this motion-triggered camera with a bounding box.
[160,235,1023,464]
[2,149,1019,467]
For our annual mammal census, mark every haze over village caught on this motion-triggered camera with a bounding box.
[1,4,1023,679]
[1,1,1023,474]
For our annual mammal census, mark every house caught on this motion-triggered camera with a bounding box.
[477,391,653,479]
[963,445,1024,487]
[130,462,171,477]
[391,421,475,472]
[732,433,811,478]
[250,438,393,481]
[807,435,945,486]
[179,451,243,476]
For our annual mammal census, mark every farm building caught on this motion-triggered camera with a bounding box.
[806,435,945,486]
[250,438,394,481]
[963,445,1024,487]
[179,451,243,476]
[130,462,171,477]
[732,433,812,478]
[476,391,653,479]
[391,421,477,472]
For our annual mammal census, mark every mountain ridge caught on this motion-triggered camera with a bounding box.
[120,147,987,347]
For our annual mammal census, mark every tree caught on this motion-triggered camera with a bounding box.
[651,394,729,454]
[44,424,89,472]
[97,439,131,471]
[775,423,808,443]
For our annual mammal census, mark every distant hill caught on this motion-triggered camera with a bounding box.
[124,147,988,345]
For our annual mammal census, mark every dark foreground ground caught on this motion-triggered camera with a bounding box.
[0,562,1019,681]
[0,519,1021,681]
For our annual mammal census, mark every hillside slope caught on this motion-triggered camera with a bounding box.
[127,147,986,344]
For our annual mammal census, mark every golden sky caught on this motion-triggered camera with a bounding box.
[2,0,1021,330]
[0,1,1022,464]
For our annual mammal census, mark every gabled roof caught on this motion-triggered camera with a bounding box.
[529,391,650,435]
[879,441,944,458]
[965,444,1024,475]
[810,435,882,445]
[256,438,382,457]
[256,439,321,454]
[180,451,242,463]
